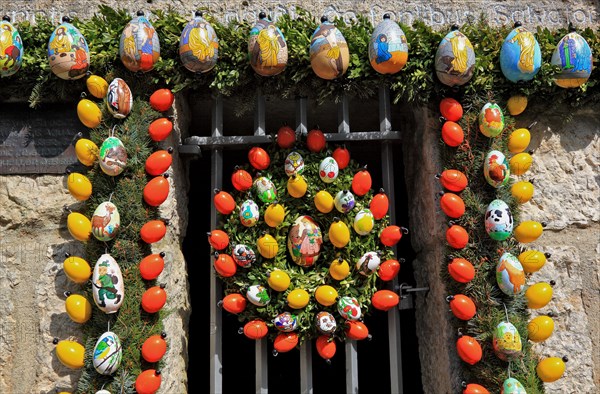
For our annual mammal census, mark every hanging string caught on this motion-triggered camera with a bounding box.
[503,302,509,322]
[110,124,118,137]
[108,192,114,202]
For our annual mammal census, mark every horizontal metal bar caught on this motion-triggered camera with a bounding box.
[178,144,202,157]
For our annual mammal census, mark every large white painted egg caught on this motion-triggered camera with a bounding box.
[284,151,305,176]
[106,78,133,119]
[91,201,120,241]
[47,17,90,80]
[92,254,124,314]
[319,156,339,183]
[334,190,355,213]
[246,284,270,306]
[356,251,381,275]
[99,136,127,176]
[93,331,122,375]
[287,215,323,267]
[239,199,260,227]
[483,150,510,188]
[353,209,375,235]
[253,176,277,204]
[484,199,513,241]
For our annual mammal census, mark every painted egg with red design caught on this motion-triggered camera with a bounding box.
[106,78,133,119]
[479,103,505,138]
[0,18,23,77]
[284,151,305,176]
[272,312,298,332]
[496,253,525,296]
[91,201,120,242]
[315,311,337,334]
[484,150,510,188]
[119,13,160,73]
[239,200,259,227]
[287,215,322,267]
[337,296,361,320]
[232,244,256,268]
[319,157,339,183]
[356,251,381,275]
[246,284,270,306]
[47,19,90,80]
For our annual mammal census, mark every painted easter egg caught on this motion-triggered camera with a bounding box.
[93,331,122,375]
[500,23,541,83]
[284,151,304,176]
[47,17,90,80]
[91,201,120,241]
[353,209,375,235]
[106,78,133,119]
[63,255,92,284]
[232,244,256,268]
[338,296,361,320]
[485,199,513,241]
[0,17,23,77]
[253,176,277,203]
[248,12,287,76]
[86,75,108,98]
[67,172,92,201]
[334,190,355,213]
[179,11,218,73]
[434,26,475,87]
[272,312,298,332]
[75,138,99,166]
[99,137,127,176]
[479,103,505,138]
[77,99,102,129]
[496,253,525,295]
[239,199,259,227]
[287,215,322,267]
[369,14,408,75]
[92,254,124,314]
[65,292,92,324]
[552,30,592,88]
[55,339,85,369]
[246,284,270,306]
[310,16,349,80]
[356,251,381,275]
[319,156,339,183]
[315,311,337,335]
[501,377,526,394]
[493,321,522,361]
[120,12,160,73]
[483,150,510,188]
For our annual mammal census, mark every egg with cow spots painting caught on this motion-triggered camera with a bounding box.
[485,199,513,241]
[496,253,525,296]
[483,150,510,188]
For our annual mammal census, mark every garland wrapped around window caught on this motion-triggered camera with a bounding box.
[5,5,597,394]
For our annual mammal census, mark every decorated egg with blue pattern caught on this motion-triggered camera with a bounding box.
[496,253,525,296]
[239,199,259,227]
[253,176,277,203]
[284,151,305,176]
[310,16,349,80]
[493,321,522,361]
[501,377,527,394]
[0,16,23,77]
[551,30,592,88]
[500,23,541,83]
[47,17,90,80]
[93,331,122,375]
[483,150,510,188]
[179,11,218,73]
[120,11,160,73]
[248,12,287,76]
[369,14,408,75]
[272,312,298,332]
[485,199,513,241]
[434,26,475,87]
[91,202,120,241]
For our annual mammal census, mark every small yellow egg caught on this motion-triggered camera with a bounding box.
[527,315,554,342]
[264,203,285,228]
[63,255,92,283]
[267,269,290,292]
[329,257,350,280]
[518,250,548,273]
[67,212,91,242]
[257,233,278,259]
[536,357,567,382]
[55,340,85,369]
[287,174,308,198]
[66,173,92,201]
[314,190,334,213]
[509,152,533,176]
[77,99,102,129]
[328,220,350,248]
[511,181,534,203]
[287,289,310,309]
[508,128,530,153]
[514,220,544,243]
[86,75,109,99]
[525,282,554,309]
[75,138,99,166]
[65,293,92,324]
[507,95,528,116]
[315,285,338,306]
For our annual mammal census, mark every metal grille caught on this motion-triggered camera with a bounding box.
[184,86,407,394]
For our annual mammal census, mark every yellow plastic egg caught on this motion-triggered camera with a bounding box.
[314,190,334,213]
[511,181,534,203]
[55,339,85,369]
[86,75,108,98]
[264,203,285,228]
[65,293,92,324]
[509,152,533,176]
[518,250,549,273]
[63,255,92,283]
[508,128,530,153]
[329,257,350,280]
[287,289,310,309]
[77,99,102,129]
[514,220,544,243]
[507,95,528,116]
[537,356,567,382]
[526,281,554,309]
[67,173,92,201]
[315,285,338,306]
[329,219,350,248]
[527,315,555,342]
[257,233,278,259]
[67,212,91,242]
[267,269,290,292]
[75,138,99,166]
[287,174,307,198]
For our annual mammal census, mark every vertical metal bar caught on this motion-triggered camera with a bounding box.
[296,95,313,393]
[345,341,359,393]
[380,84,403,393]
[210,95,224,394]
[255,88,266,136]
[337,93,350,133]
[256,340,268,393]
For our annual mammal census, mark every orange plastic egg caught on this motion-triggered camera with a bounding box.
[274,332,299,353]
[345,320,370,340]
[352,168,372,196]
[140,220,167,244]
[276,125,296,149]
[380,225,406,247]
[143,175,170,207]
[139,252,165,280]
[462,383,490,394]
[456,335,482,365]
[142,333,167,363]
[214,253,236,277]
[231,168,253,191]
[148,118,173,142]
[316,335,336,360]
[448,294,476,320]
[441,121,464,147]
[378,259,400,281]
[208,230,229,250]
[135,369,162,394]
[440,192,465,218]
[448,258,475,283]
[213,189,236,215]
[439,169,468,192]
[307,128,326,152]
[142,285,167,313]
[149,89,174,112]
[244,319,268,340]
[371,290,399,311]
[248,146,270,170]
[439,97,463,121]
[370,190,389,220]
[332,146,350,169]
[446,224,469,249]
[221,293,247,314]
[145,149,173,176]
